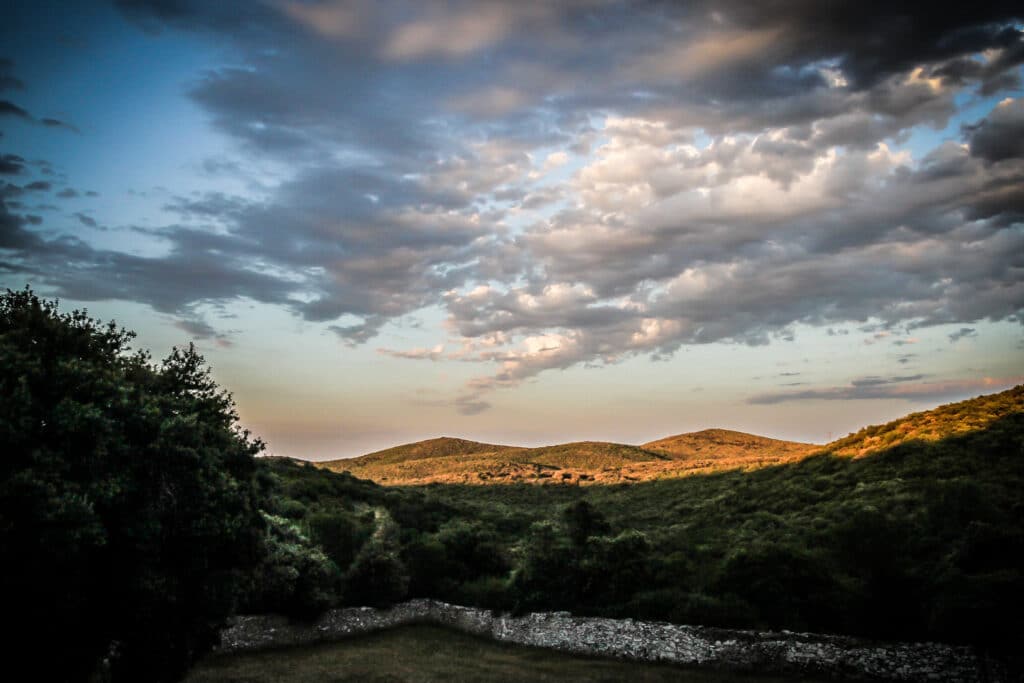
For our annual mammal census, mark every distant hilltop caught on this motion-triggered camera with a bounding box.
[317,385,1023,486]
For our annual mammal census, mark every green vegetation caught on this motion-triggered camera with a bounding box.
[0,289,269,681]
[4,288,1021,682]
[0,289,346,681]
[827,388,1023,457]
[185,624,821,683]
[266,385,1024,652]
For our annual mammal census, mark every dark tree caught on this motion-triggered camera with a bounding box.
[0,288,267,682]
[562,500,610,548]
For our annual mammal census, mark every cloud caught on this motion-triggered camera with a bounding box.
[0,154,25,175]
[2,0,1020,413]
[0,100,31,119]
[174,317,233,347]
[0,82,78,132]
[281,0,363,40]
[965,97,1024,163]
[73,212,97,228]
[454,394,491,416]
[381,3,549,61]
[948,327,977,342]
[377,344,446,361]
[749,376,1023,405]
[627,27,785,83]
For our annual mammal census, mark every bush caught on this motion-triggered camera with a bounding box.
[0,288,267,682]
[343,512,409,606]
[248,513,341,618]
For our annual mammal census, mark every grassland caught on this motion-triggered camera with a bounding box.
[320,429,820,485]
[185,625,824,683]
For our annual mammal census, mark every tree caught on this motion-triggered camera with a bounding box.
[0,288,267,682]
[562,500,610,548]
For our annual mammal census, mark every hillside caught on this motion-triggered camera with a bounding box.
[319,387,1024,486]
[322,431,820,485]
[644,428,818,461]
[322,440,670,485]
[330,437,518,468]
[265,386,1024,651]
[825,384,1024,457]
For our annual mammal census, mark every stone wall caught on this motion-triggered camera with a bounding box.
[217,599,1005,682]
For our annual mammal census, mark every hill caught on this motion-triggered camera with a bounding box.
[322,430,819,485]
[644,428,818,461]
[319,387,1024,486]
[322,440,670,485]
[264,385,1024,651]
[824,384,1024,457]
[332,437,518,467]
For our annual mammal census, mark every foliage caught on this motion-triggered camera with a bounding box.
[0,288,267,682]
[263,386,1024,653]
[342,510,409,607]
[247,513,341,619]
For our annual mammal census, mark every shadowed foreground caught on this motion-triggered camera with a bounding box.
[185,624,822,683]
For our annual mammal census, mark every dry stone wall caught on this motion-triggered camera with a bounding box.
[217,599,1005,682]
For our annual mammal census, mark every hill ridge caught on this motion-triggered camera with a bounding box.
[317,385,1023,485]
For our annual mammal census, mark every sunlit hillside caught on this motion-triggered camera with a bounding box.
[320,430,821,485]
[320,387,1023,485]
[825,385,1024,457]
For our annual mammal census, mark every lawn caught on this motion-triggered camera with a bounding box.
[185,625,825,683]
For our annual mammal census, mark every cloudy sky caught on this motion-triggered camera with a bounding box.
[2,1,1022,458]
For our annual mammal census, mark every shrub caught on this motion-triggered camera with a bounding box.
[0,288,266,682]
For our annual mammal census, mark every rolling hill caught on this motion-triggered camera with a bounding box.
[319,386,1024,486]
[320,430,820,485]
[271,385,1024,650]
[643,428,819,461]
[342,436,519,467]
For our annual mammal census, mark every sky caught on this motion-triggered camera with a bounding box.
[2,1,1023,459]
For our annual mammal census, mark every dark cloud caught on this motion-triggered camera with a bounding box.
[1,0,1020,409]
[965,98,1024,163]
[56,188,78,198]
[0,100,31,119]
[40,117,79,133]
[0,154,25,175]
[850,375,926,387]
[949,327,977,342]
[454,395,491,416]
[0,99,78,132]
[748,377,1018,405]
[174,317,218,338]
[73,212,97,228]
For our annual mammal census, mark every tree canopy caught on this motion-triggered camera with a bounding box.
[0,288,267,682]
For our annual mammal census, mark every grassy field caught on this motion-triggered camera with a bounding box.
[185,625,825,683]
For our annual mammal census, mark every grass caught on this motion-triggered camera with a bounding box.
[185,625,826,683]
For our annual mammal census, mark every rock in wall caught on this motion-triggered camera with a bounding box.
[216,599,1004,682]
